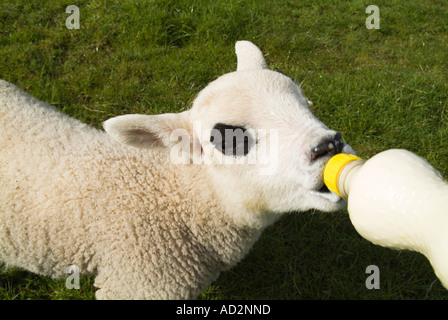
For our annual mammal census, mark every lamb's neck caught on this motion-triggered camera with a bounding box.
[202,168,282,230]
[178,165,271,266]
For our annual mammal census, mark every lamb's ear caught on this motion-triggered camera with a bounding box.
[103,111,191,149]
[235,40,268,71]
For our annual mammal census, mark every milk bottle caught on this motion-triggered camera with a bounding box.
[323,149,448,289]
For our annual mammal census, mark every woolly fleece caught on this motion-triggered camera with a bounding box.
[0,41,352,299]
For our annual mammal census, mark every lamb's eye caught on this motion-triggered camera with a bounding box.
[210,123,254,157]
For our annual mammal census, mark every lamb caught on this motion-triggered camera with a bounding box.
[0,41,355,299]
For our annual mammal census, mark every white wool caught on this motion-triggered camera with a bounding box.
[0,41,354,299]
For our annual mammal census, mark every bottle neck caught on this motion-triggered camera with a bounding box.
[337,159,366,200]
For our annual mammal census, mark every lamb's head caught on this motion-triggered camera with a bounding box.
[104,41,355,226]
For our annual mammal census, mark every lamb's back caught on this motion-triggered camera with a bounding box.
[0,80,183,276]
[0,80,260,298]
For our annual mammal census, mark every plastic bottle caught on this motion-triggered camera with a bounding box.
[323,149,448,289]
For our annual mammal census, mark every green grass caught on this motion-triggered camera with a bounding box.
[1,0,447,299]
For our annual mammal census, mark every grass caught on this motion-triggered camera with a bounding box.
[0,0,447,299]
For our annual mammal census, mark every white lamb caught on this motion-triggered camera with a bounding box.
[0,41,355,299]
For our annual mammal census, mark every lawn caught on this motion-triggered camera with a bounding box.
[0,0,447,299]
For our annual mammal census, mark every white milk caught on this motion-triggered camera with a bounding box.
[324,149,448,289]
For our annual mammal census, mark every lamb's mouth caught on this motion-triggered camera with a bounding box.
[317,184,330,193]
[311,183,342,203]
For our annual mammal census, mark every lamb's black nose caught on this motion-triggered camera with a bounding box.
[310,132,343,161]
